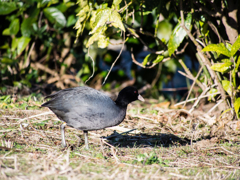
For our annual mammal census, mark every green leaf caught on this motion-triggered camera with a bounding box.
[221,58,231,63]
[236,56,240,71]
[222,80,232,96]
[43,7,66,27]
[109,10,125,32]
[234,98,240,115]
[11,37,18,51]
[9,18,20,35]
[168,13,192,56]
[210,62,232,73]
[153,55,164,64]
[202,43,231,57]
[56,3,68,13]
[142,54,163,66]
[2,28,10,35]
[98,35,109,48]
[156,20,172,43]
[226,43,232,52]
[21,9,39,37]
[86,33,99,48]
[143,54,154,66]
[0,2,17,15]
[56,2,75,13]
[67,15,76,27]
[17,37,31,55]
[21,17,34,37]
[208,88,218,101]
[13,81,22,88]
[89,11,97,28]
[40,0,51,7]
[1,57,17,65]
[74,4,90,40]
[0,43,9,49]
[113,0,122,7]
[231,35,240,56]
[90,8,111,34]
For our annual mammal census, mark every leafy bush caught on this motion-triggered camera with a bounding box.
[1,0,240,117]
[0,0,84,91]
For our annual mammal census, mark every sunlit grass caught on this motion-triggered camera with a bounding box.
[0,94,240,179]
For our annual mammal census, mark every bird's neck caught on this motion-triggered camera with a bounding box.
[115,98,129,108]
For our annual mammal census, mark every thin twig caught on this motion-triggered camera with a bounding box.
[183,65,204,107]
[169,173,190,179]
[102,32,125,85]
[151,62,162,87]
[176,42,189,55]
[140,0,143,31]
[118,1,132,13]
[174,92,220,106]
[111,146,120,164]
[131,49,170,69]
[196,39,205,47]
[179,59,205,91]
[125,26,155,53]
[189,87,211,113]
[207,21,224,43]
[207,99,223,114]
[18,111,53,123]
[178,71,193,80]
[25,42,35,67]
[85,47,95,83]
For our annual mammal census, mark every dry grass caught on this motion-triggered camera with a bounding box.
[1,99,240,179]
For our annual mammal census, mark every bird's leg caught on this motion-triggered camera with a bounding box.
[83,130,89,149]
[60,123,67,148]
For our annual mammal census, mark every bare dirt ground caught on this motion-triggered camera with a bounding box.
[0,97,240,179]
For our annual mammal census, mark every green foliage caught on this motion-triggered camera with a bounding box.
[9,18,20,35]
[203,35,240,117]
[208,88,218,101]
[17,37,31,55]
[0,0,86,90]
[222,80,232,96]
[1,0,240,117]
[0,93,42,110]
[202,43,231,57]
[143,54,164,66]
[156,20,172,44]
[168,13,192,56]
[231,36,240,56]
[0,2,17,15]
[77,3,125,48]
[43,7,66,27]
[210,62,232,73]
[234,98,240,115]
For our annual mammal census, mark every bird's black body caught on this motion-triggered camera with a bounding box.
[41,86,144,149]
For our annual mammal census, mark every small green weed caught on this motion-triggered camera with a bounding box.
[135,152,169,166]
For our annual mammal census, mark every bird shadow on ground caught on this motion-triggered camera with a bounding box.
[102,131,190,148]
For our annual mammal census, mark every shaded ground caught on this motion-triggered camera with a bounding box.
[0,96,240,179]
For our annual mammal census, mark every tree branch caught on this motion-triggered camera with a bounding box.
[179,0,229,109]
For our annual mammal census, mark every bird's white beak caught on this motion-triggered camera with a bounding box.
[138,94,145,102]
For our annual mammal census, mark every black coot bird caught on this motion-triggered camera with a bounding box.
[41,86,144,149]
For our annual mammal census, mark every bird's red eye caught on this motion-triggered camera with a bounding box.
[134,91,137,93]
